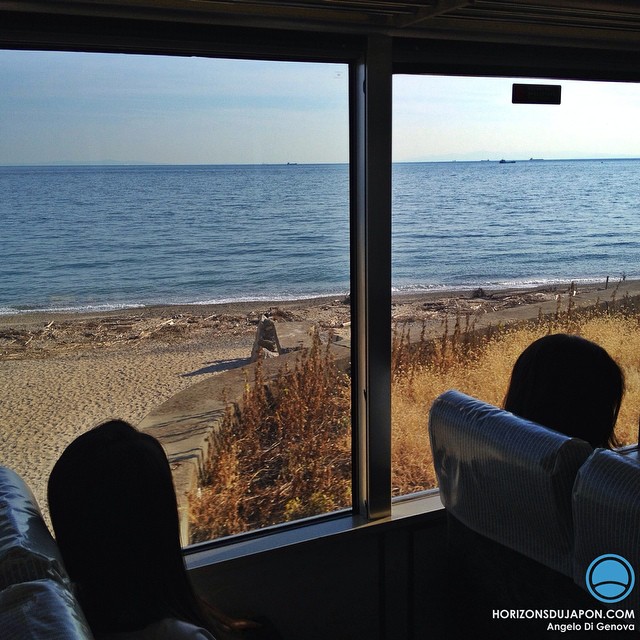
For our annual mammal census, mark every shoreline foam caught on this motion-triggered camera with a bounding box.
[1,273,630,318]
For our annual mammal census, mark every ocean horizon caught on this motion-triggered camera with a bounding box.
[3,155,640,167]
[2,159,639,315]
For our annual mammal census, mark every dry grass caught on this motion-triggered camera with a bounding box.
[190,297,640,540]
[391,300,640,496]
[189,330,351,542]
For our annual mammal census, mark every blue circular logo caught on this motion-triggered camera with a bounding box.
[586,554,635,603]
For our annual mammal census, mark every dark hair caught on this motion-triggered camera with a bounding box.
[48,420,212,634]
[504,334,624,449]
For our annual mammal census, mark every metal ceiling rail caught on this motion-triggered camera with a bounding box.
[447,0,640,31]
[3,0,640,49]
[394,0,472,28]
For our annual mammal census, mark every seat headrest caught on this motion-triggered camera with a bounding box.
[572,449,639,609]
[0,579,94,639]
[0,466,69,590]
[429,390,592,575]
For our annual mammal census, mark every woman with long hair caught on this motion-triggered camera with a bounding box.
[504,333,624,449]
[48,420,221,639]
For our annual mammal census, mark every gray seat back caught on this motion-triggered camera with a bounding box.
[429,389,592,575]
[0,466,68,589]
[0,466,95,639]
[572,449,639,611]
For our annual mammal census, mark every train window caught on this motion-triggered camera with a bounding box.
[0,50,351,542]
[391,75,640,498]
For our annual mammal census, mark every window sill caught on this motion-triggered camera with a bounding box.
[185,491,444,570]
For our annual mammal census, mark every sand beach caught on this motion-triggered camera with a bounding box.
[1,278,638,514]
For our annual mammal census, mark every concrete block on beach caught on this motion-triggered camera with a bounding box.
[250,315,320,361]
[250,315,282,360]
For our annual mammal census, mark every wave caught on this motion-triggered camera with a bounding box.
[0,291,352,316]
[392,275,631,295]
[0,302,147,317]
[4,273,633,317]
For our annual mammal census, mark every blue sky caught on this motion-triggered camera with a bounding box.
[0,51,349,165]
[394,74,640,162]
[1,50,640,165]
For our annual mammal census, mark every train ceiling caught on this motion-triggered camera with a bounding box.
[0,1,639,50]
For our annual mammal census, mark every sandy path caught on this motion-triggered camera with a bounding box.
[0,342,250,514]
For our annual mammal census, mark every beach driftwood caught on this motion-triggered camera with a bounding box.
[250,315,283,361]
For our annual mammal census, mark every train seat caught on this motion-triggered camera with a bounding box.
[0,466,94,639]
[0,466,68,590]
[572,448,639,613]
[428,390,596,637]
[429,389,593,576]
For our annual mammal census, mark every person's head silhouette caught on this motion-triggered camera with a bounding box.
[48,420,212,635]
[504,333,624,448]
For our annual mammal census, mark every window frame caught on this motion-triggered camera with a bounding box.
[0,20,397,548]
[4,8,640,565]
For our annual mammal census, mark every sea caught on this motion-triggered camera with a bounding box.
[1,159,639,315]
